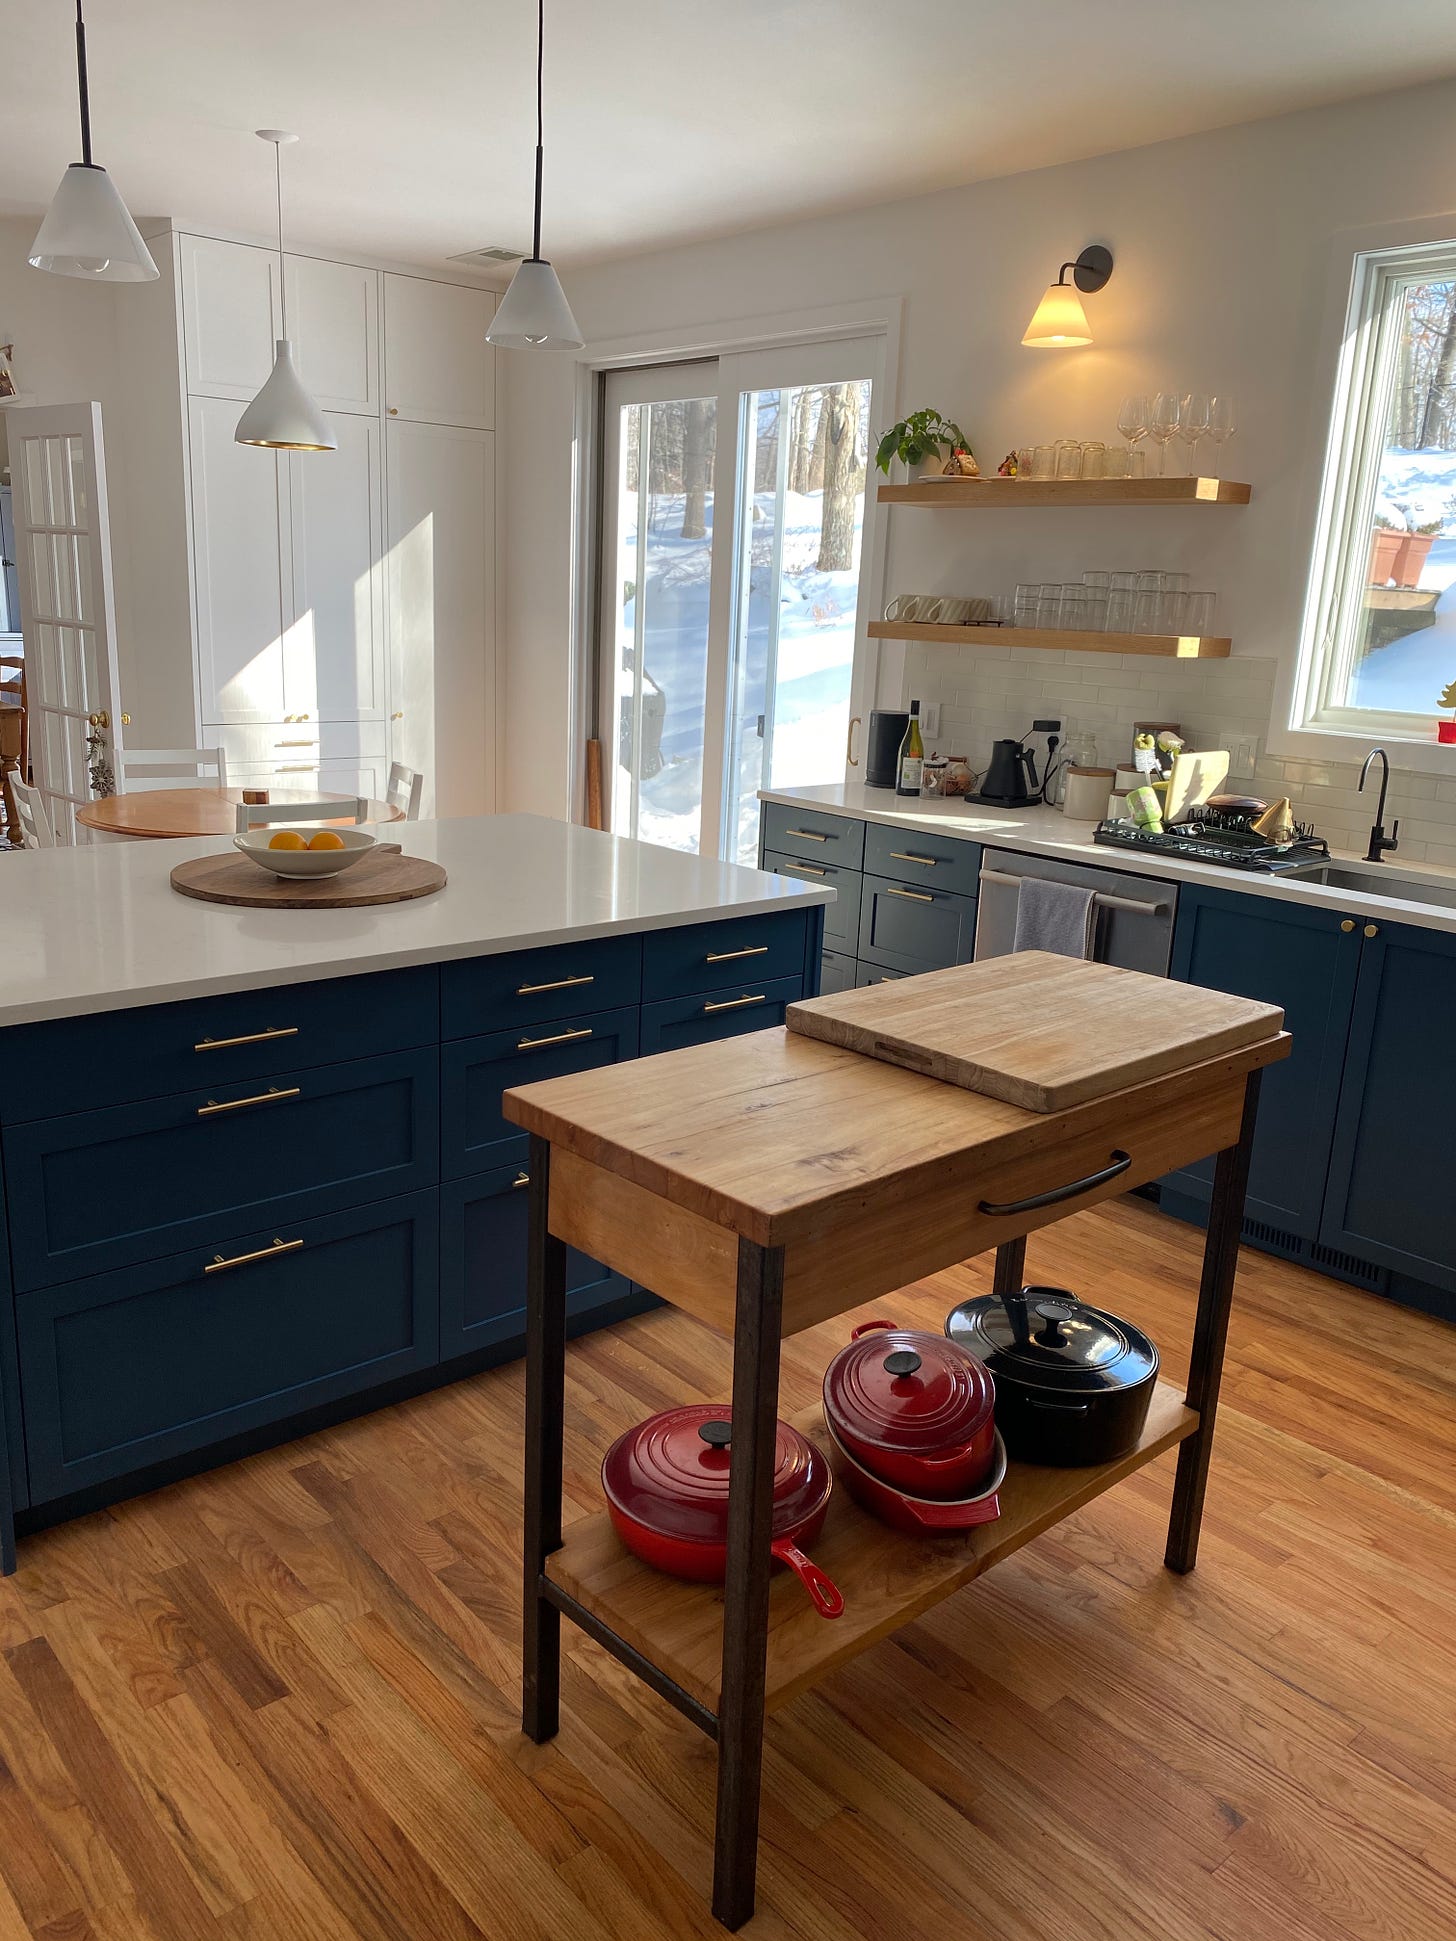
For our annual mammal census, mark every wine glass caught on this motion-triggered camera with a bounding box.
[1149,392,1181,477]
[1117,394,1150,460]
[1179,392,1211,476]
[1207,395,1236,477]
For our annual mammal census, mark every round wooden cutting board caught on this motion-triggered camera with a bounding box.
[171,846,447,910]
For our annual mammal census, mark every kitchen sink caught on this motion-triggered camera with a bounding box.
[1284,862,1456,910]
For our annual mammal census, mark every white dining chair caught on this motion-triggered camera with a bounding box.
[386,761,424,820]
[11,777,55,849]
[236,797,369,834]
[117,747,228,792]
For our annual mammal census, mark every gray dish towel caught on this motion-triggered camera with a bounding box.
[1012,876,1097,959]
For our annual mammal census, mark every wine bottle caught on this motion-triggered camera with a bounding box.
[896,702,924,796]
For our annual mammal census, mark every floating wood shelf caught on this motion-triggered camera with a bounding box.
[866,620,1232,659]
[546,1383,1198,1717]
[877,476,1251,507]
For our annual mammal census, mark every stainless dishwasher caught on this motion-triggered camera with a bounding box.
[973,848,1177,975]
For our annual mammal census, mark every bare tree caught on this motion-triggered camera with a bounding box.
[817,383,861,572]
[681,398,713,539]
[789,386,816,493]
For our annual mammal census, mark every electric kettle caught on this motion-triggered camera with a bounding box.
[972,738,1040,807]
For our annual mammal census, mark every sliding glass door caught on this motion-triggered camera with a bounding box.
[600,337,882,860]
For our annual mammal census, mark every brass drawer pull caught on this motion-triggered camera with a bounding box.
[705,945,769,963]
[787,862,826,876]
[195,1026,299,1052]
[979,1150,1132,1218]
[889,851,938,867]
[884,885,933,904]
[513,1172,531,1189]
[517,1027,593,1050]
[277,764,319,773]
[703,993,767,1014]
[197,1085,301,1117]
[275,739,319,748]
[205,1237,303,1275]
[786,828,829,842]
[516,973,595,994]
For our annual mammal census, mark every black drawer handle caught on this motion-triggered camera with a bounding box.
[888,850,938,867]
[205,1236,303,1276]
[705,945,769,963]
[786,828,830,842]
[194,1026,299,1052]
[197,1085,301,1118]
[517,1027,593,1050]
[703,993,767,1014]
[978,1150,1132,1217]
[516,974,595,995]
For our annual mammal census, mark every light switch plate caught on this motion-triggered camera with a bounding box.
[921,701,941,738]
[1228,735,1260,778]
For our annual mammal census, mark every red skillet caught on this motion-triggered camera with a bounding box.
[601,1403,844,1619]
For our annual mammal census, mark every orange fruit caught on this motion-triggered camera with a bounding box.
[267,830,307,851]
[307,830,346,851]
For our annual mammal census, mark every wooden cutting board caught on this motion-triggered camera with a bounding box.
[785,951,1283,1112]
[171,847,446,910]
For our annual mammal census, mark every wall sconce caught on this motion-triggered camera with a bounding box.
[1021,244,1114,348]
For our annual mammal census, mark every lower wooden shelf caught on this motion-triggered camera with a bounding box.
[545,1380,1198,1717]
[865,620,1232,659]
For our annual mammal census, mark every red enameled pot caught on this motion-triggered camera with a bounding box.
[825,1417,1007,1534]
[601,1403,845,1619]
[822,1320,997,1499]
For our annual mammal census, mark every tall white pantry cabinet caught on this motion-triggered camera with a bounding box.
[113,228,497,818]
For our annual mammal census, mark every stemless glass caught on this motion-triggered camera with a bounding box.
[1149,392,1181,476]
[1185,590,1216,634]
[1103,447,1130,478]
[1133,588,1163,634]
[1080,441,1107,479]
[1054,440,1083,480]
[1032,444,1056,479]
[1207,396,1236,476]
[1179,392,1211,475]
[1117,394,1150,461]
[1014,583,1040,626]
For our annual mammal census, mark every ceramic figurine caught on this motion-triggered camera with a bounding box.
[997,451,1019,476]
[944,447,980,477]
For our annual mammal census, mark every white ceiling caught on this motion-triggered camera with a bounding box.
[7,0,1456,273]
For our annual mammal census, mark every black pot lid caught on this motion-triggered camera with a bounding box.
[945,1286,1158,1396]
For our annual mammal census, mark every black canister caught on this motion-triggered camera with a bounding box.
[866,711,911,789]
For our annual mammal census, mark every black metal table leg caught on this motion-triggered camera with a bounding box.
[1165,1069,1262,1574]
[523,1134,568,1741]
[992,1235,1027,1300]
[711,1236,785,1931]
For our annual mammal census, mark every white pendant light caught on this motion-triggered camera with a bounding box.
[487,0,583,351]
[235,131,338,452]
[29,0,158,281]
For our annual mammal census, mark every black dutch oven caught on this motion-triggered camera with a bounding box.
[945,1285,1158,1466]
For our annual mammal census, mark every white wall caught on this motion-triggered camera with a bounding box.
[500,76,1456,862]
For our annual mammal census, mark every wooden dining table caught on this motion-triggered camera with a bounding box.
[76,786,405,841]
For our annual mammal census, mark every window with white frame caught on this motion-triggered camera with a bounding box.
[1299,237,1456,741]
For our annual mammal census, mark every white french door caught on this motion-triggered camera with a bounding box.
[8,403,123,844]
[599,335,884,862]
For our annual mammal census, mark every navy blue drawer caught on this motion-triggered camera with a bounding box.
[440,1164,627,1359]
[4,1048,439,1291]
[17,1191,439,1503]
[642,911,807,1002]
[441,934,641,1039]
[858,874,978,976]
[864,822,981,899]
[762,851,859,952]
[819,949,857,995]
[1,966,439,1124]
[640,974,801,1055]
[442,1005,639,1180]
[761,802,865,869]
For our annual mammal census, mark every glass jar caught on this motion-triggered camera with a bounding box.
[944,755,975,798]
[920,758,948,799]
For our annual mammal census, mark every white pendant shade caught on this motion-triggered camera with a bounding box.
[29,163,159,282]
[487,258,584,350]
[235,340,338,450]
[1021,280,1093,348]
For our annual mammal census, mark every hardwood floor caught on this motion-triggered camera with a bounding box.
[0,1195,1452,1940]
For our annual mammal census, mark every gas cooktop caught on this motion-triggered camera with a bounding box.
[1093,818,1331,875]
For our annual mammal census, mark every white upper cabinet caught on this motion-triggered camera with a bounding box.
[287,413,386,722]
[383,275,495,429]
[182,236,280,398]
[287,258,380,416]
[189,394,289,723]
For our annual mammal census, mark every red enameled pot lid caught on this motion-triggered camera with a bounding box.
[823,1321,995,1455]
[601,1403,830,1545]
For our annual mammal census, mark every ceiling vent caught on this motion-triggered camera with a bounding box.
[448,245,528,265]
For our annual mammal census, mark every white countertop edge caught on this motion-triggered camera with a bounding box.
[759,783,1456,936]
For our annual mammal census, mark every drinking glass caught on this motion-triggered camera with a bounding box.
[1014,582,1040,627]
[1149,392,1181,476]
[1032,444,1056,478]
[1103,447,1129,478]
[1106,587,1137,632]
[1117,394,1150,461]
[1179,392,1211,475]
[1034,585,1061,627]
[1080,442,1107,479]
[1082,570,1111,592]
[1054,440,1083,480]
[1184,590,1216,633]
[1135,569,1165,593]
[1133,589,1163,634]
[1126,446,1147,478]
[1055,589,1090,631]
[1161,590,1190,632]
[1207,396,1235,476]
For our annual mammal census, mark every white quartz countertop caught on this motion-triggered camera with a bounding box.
[1,814,833,1028]
[759,781,1456,935]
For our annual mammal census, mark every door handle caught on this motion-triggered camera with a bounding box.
[205,1237,303,1275]
[884,885,933,903]
[197,1085,301,1117]
[703,993,767,1014]
[846,714,861,766]
[517,1027,593,1050]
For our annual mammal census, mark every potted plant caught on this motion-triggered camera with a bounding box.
[1369,514,1406,588]
[875,410,973,482]
[1373,498,1450,586]
[1438,678,1456,745]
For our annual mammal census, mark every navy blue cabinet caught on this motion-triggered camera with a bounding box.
[441,1006,640,1179]
[639,975,803,1055]
[1320,920,1456,1294]
[1163,887,1359,1238]
[642,911,808,1002]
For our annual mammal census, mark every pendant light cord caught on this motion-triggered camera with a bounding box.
[275,141,289,339]
[531,0,545,261]
[74,0,93,167]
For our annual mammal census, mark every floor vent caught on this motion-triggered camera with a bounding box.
[1309,1241,1386,1291]
[1240,1216,1304,1260]
[1159,1188,1388,1292]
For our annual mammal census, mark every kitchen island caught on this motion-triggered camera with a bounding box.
[0,814,831,1570]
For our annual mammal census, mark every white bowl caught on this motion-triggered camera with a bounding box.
[233,828,382,879]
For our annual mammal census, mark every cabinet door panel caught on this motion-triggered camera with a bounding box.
[384,275,495,428]
[1163,886,1358,1238]
[762,852,860,952]
[288,414,386,721]
[639,975,802,1055]
[441,1006,639,1179]
[818,949,856,994]
[1321,921,1456,1290]
[286,257,379,415]
[386,420,494,817]
[858,875,977,975]
[189,395,289,723]
[181,235,279,396]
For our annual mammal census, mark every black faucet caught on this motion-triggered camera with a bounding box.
[1358,747,1399,862]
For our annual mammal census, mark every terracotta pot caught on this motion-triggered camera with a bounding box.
[1369,528,1404,585]
[1396,532,1437,587]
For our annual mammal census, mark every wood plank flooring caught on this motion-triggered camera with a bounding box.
[0,1195,1451,1940]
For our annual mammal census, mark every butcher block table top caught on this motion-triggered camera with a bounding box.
[76,786,404,839]
[785,950,1284,1111]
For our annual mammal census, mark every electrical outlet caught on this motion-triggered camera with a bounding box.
[920,701,941,739]
[1228,735,1260,778]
